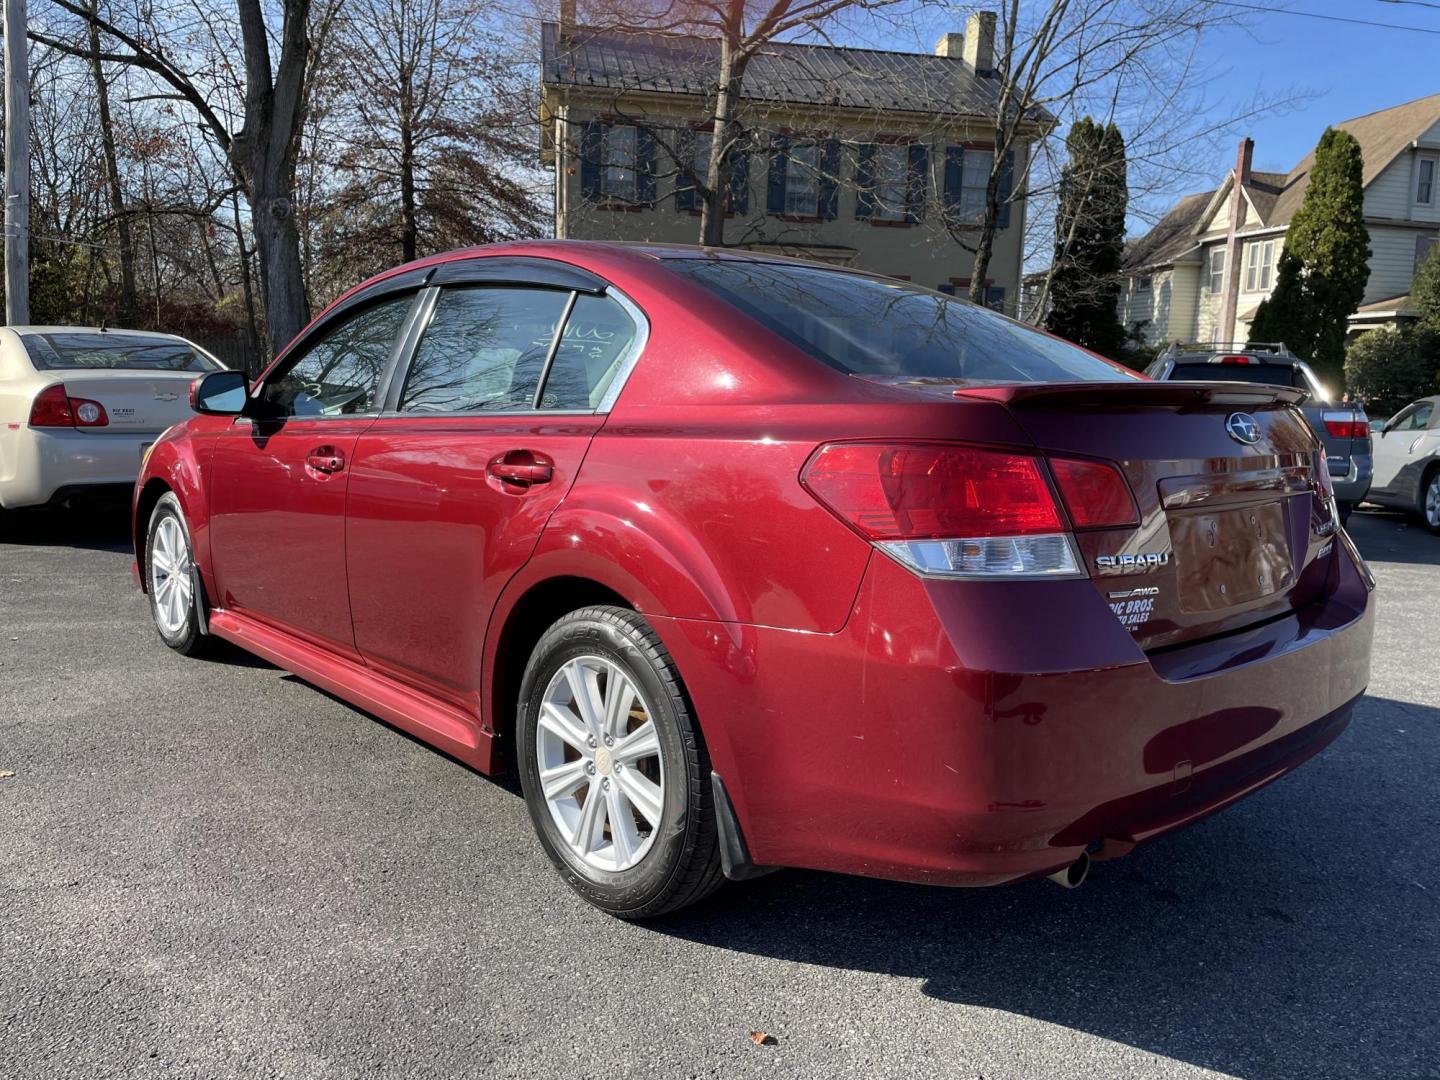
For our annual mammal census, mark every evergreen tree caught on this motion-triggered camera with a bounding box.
[1045,118,1128,358]
[1249,127,1371,383]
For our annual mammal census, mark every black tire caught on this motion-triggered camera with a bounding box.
[517,605,725,918]
[1338,502,1354,526]
[144,493,210,656]
[1423,468,1440,536]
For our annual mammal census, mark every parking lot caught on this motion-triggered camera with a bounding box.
[1,505,1436,1080]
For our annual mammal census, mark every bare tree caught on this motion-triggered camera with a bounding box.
[32,0,339,350]
[301,0,544,300]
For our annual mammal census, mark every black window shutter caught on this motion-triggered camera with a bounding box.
[996,150,1015,229]
[675,128,697,211]
[906,144,929,224]
[855,144,875,220]
[580,121,604,200]
[637,128,657,204]
[766,134,789,215]
[985,285,1006,311]
[942,146,963,214]
[818,139,841,220]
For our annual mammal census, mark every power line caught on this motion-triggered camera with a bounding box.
[1373,0,1440,12]
[1213,0,1440,33]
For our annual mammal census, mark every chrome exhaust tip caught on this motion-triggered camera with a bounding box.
[1046,851,1090,889]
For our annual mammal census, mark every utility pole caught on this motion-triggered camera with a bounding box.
[4,0,30,325]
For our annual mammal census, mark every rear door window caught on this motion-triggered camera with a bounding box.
[542,293,638,409]
[22,333,221,372]
[398,287,571,413]
[668,259,1137,384]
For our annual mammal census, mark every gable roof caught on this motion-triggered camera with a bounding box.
[1121,190,1213,270]
[1269,92,1440,224]
[541,21,1016,120]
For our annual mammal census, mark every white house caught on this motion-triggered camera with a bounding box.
[1120,93,1440,346]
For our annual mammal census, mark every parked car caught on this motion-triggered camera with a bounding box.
[1364,396,1440,532]
[132,243,1374,917]
[1144,343,1371,522]
[0,326,224,511]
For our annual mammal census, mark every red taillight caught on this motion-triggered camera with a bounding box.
[28,384,74,427]
[1219,355,1256,365]
[1321,411,1367,439]
[28,383,108,428]
[1048,457,1139,529]
[801,442,1063,540]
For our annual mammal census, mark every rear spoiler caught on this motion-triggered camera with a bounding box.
[950,381,1308,409]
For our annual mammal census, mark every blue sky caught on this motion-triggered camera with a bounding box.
[1190,0,1440,176]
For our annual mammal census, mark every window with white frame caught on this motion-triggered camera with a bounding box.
[872,144,908,221]
[1244,239,1275,292]
[601,124,638,200]
[785,143,821,217]
[1417,157,1436,206]
[1207,248,1225,293]
[960,148,993,224]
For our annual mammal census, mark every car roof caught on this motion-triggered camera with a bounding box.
[6,325,194,341]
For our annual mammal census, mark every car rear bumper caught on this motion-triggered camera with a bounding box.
[0,428,154,509]
[1332,451,1372,504]
[656,534,1374,887]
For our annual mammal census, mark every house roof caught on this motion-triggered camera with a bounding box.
[1121,190,1213,270]
[1271,92,1440,224]
[540,21,1025,121]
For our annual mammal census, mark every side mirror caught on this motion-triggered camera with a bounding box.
[190,370,250,415]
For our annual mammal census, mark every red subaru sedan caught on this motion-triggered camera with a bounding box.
[132,242,1374,916]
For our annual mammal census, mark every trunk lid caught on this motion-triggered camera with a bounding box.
[54,371,201,434]
[881,378,1337,651]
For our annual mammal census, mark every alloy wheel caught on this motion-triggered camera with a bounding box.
[535,655,665,873]
[1427,474,1440,529]
[150,514,193,636]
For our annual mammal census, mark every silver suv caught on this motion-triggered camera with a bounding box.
[1145,342,1372,520]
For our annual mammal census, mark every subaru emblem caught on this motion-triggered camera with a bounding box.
[1225,412,1260,445]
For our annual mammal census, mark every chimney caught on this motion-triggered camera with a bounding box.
[559,0,576,39]
[1235,136,1254,187]
[962,11,996,76]
[934,32,964,58]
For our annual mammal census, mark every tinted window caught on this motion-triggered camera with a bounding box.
[22,333,221,372]
[1168,362,1305,388]
[399,287,571,413]
[262,295,413,417]
[669,260,1135,384]
[542,293,638,409]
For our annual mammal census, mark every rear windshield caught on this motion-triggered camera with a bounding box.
[1167,362,1306,388]
[668,260,1138,385]
[22,333,222,372]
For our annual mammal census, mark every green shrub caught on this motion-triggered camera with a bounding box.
[1343,327,1440,417]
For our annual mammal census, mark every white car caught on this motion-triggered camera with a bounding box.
[1366,395,1440,533]
[0,326,225,510]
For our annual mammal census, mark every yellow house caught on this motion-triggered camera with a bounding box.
[538,13,1049,312]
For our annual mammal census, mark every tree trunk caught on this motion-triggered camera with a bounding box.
[968,137,1006,305]
[84,5,137,325]
[250,183,310,353]
[699,5,745,247]
[400,118,418,262]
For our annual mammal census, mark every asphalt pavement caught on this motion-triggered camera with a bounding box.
[1,504,1437,1080]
